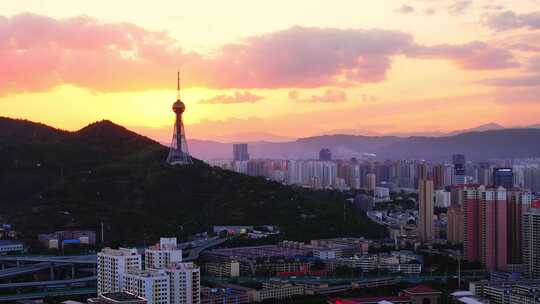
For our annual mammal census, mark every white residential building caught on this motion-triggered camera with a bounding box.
[435,190,451,208]
[123,269,170,304]
[97,248,142,295]
[166,262,201,304]
[374,187,391,201]
[0,240,24,253]
[313,248,338,260]
[145,238,182,270]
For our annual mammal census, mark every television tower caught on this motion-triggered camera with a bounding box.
[166,72,193,165]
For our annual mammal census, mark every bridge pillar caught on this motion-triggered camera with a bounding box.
[72,265,75,278]
[50,264,54,280]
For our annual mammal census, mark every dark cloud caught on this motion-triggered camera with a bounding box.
[198,91,264,104]
[483,10,540,31]
[481,56,540,87]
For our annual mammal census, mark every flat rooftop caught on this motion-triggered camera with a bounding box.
[0,240,23,246]
[101,291,146,301]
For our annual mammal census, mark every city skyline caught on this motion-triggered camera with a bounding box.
[1,0,540,142]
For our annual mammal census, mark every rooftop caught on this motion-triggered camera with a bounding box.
[332,296,411,304]
[126,269,166,278]
[403,285,441,295]
[101,292,147,301]
[99,247,139,256]
[0,240,23,246]
[457,297,489,304]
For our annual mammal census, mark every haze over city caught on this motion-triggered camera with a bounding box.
[2,0,540,142]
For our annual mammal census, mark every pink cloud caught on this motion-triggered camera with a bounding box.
[483,10,540,31]
[288,89,347,103]
[395,5,415,14]
[0,13,522,95]
[408,42,518,70]
[198,91,264,104]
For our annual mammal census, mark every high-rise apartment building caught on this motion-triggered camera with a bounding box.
[452,154,466,185]
[416,163,429,188]
[434,190,451,208]
[167,262,201,304]
[523,208,540,279]
[494,168,514,189]
[145,238,182,270]
[418,179,434,241]
[462,185,508,271]
[123,269,170,304]
[432,164,445,190]
[507,190,532,264]
[97,248,142,295]
[365,173,376,191]
[232,144,249,161]
[447,205,464,244]
[98,244,201,304]
[319,148,332,161]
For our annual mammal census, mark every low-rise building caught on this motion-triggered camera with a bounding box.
[329,285,441,304]
[39,230,96,249]
[0,240,24,254]
[469,279,540,304]
[204,261,240,278]
[402,285,442,304]
[251,280,304,302]
[201,286,250,304]
[327,255,378,273]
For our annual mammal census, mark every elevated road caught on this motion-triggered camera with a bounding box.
[183,237,227,261]
[0,255,96,264]
[0,276,96,289]
[0,287,96,301]
[0,262,52,279]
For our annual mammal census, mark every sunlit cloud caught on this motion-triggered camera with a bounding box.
[288,89,348,103]
[447,0,473,15]
[395,4,416,14]
[0,13,524,96]
[198,91,264,104]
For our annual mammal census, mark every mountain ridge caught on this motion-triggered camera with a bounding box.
[0,117,384,246]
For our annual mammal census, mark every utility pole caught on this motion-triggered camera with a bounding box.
[457,254,462,289]
[101,221,104,245]
[343,200,346,223]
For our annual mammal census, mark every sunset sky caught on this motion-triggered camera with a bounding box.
[1,0,540,142]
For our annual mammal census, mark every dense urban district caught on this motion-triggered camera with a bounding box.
[1,115,540,304]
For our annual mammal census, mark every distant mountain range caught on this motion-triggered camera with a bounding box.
[188,123,540,160]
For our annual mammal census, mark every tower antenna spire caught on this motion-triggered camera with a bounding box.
[177,71,180,100]
[167,71,192,166]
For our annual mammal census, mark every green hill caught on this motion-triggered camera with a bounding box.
[0,117,386,246]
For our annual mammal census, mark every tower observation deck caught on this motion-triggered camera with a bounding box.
[166,72,193,165]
